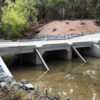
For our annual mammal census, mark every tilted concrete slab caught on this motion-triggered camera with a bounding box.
[0,33,99,56]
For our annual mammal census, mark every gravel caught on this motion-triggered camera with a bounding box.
[33,32,98,41]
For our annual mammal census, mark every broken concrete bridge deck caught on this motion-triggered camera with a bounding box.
[0,33,100,72]
[0,33,100,55]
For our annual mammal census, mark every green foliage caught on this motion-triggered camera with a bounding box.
[46,0,68,18]
[46,0,68,10]
[37,0,69,19]
[0,0,100,39]
[37,0,100,20]
[95,3,100,25]
[1,0,38,39]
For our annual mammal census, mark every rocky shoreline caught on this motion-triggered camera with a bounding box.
[0,61,56,100]
[0,78,60,100]
[0,65,60,99]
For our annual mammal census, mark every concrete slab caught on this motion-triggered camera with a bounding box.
[0,33,100,65]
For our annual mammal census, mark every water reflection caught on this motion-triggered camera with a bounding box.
[36,71,48,81]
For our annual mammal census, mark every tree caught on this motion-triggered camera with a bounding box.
[0,0,5,21]
[0,0,38,38]
[45,0,69,19]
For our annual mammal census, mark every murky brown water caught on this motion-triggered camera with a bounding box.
[9,56,100,100]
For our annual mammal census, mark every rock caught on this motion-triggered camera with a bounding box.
[68,35,72,39]
[0,82,9,88]
[54,94,60,100]
[21,79,28,84]
[12,80,34,90]
[0,76,15,84]
[66,22,69,24]
[33,32,97,41]
[66,97,70,100]
[11,82,23,88]
[52,28,57,32]
[96,30,100,33]
[3,77,14,84]
[23,83,34,90]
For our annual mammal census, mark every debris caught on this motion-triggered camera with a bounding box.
[21,79,28,84]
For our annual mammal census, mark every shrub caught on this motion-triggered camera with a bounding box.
[0,87,26,100]
[1,7,26,38]
[1,0,38,39]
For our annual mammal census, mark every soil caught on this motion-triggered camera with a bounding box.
[38,20,100,35]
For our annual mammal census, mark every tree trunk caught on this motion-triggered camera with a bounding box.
[62,7,65,18]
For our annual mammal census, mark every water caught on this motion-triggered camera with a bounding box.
[9,57,100,100]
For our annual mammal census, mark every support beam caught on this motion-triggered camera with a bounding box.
[35,49,50,71]
[72,46,86,63]
[66,48,72,60]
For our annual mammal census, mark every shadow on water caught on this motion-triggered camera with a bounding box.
[2,54,100,100]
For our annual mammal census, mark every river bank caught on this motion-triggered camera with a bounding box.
[0,87,60,100]
[37,20,100,35]
[0,80,60,100]
[17,19,100,41]
[0,55,60,100]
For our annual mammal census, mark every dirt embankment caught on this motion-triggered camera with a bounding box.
[38,20,100,35]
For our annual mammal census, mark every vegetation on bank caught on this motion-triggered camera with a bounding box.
[0,0,100,39]
[0,86,60,100]
[0,87,26,100]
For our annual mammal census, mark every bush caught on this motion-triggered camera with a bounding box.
[0,87,26,100]
[1,8,26,38]
[1,0,38,39]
